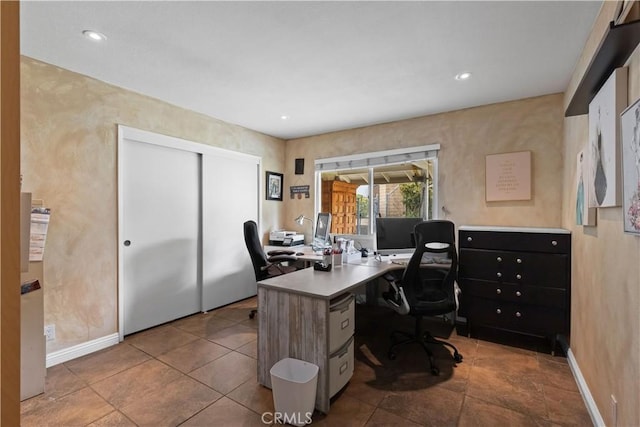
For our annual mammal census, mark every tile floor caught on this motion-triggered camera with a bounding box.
[21,297,592,426]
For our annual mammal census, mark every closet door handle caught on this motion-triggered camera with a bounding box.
[496,288,502,295]
[124,240,131,247]
[516,274,522,280]
[516,291,522,297]
[515,312,522,318]
[496,272,502,278]
[496,256,502,262]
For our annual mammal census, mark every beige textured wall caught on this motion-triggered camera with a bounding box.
[562,2,640,426]
[284,94,564,240]
[20,57,286,353]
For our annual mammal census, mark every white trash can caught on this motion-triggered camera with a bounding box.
[270,358,319,426]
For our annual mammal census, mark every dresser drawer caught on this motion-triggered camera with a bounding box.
[329,293,355,354]
[459,230,570,254]
[329,336,354,398]
[468,298,566,335]
[464,279,566,309]
[459,249,567,288]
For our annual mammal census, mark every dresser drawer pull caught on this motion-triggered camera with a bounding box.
[515,312,522,318]
[551,240,557,246]
[496,256,502,262]
[496,309,502,314]
[467,236,473,242]
[516,258,522,264]
[516,291,522,297]
[496,288,501,295]
[496,272,502,278]
[516,274,522,280]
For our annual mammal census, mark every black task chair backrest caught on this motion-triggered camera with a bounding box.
[401,220,458,315]
[243,220,270,281]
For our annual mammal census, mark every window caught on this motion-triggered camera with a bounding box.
[315,145,439,235]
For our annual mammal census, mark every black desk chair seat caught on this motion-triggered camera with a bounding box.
[243,220,300,318]
[383,220,463,375]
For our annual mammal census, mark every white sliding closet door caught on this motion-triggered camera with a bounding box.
[119,125,261,339]
[120,139,201,335]
[202,153,260,311]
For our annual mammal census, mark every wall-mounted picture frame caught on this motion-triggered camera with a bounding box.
[587,67,627,208]
[485,151,531,202]
[621,96,640,235]
[266,171,283,201]
[576,149,596,226]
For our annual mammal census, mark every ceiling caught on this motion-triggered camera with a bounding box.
[20,1,601,140]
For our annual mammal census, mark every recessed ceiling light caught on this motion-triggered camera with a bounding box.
[280,115,290,120]
[82,30,107,42]
[455,72,472,81]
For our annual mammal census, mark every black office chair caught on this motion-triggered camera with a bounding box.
[243,220,299,319]
[382,220,463,375]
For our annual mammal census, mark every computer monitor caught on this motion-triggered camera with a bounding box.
[375,217,423,255]
[312,212,332,250]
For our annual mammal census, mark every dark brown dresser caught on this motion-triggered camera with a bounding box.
[457,226,571,353]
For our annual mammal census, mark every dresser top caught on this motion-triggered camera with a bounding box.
[459,225,570,234]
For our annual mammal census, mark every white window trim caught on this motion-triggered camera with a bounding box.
[314,144,440,234]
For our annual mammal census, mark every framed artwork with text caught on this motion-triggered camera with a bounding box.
[485,151,531,202]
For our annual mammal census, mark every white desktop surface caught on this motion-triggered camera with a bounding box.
[258,261,389,300]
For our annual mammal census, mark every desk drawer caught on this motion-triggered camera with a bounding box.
[329,336,354,398]
[459,230,570,253]
[465,279,566,309]
[329,293,355,354]
[459,249,567,288]
[468,298,566,336]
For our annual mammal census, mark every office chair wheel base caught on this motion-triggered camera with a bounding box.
[453,353,463,363]
[430,366,440,376]
[388,351,396,360]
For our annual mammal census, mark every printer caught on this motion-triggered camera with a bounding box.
[269,230,305,246]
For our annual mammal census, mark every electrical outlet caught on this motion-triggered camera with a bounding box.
[44,324,55,341]
[611,394,617,427]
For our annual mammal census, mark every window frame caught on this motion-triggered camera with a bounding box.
[314,144,440,235]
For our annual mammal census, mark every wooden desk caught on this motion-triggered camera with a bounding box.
[257,258,402,413]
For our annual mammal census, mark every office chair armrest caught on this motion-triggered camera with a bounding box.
[267,249,296,256]
[381,274,410,315]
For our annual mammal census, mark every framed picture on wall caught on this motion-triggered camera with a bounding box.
[485,151,531,202]
[587,67,628,208]
[576,149,596,226]
[266,171,283,201]
[621,97,640,235]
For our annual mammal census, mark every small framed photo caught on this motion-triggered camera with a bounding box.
[266,171,283,201]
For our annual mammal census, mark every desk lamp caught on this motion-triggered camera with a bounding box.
[294,214,313,244]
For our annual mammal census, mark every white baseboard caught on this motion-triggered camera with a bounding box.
[46,333,120,368]
[567,348,604,427]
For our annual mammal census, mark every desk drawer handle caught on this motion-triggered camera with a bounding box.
[496,272,502,278]
[467,237,473,242]
[516,258,522,264]
[516,291,522,297]
[496,309,502,314]
[551,240,558,246]
[496,256,502,262]
[341,319,350,330]
[515,312,522,318]
[496,288,501,295]
[516,274,522,280]
[339,361,349,375]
